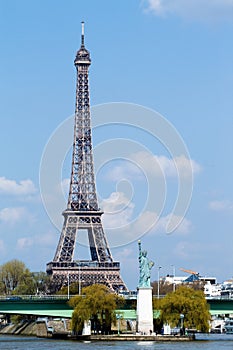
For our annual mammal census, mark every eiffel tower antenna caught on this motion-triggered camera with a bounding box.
[81,21,85,46]
[46,22,127,292]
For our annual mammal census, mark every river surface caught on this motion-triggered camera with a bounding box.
[0,334,232,350]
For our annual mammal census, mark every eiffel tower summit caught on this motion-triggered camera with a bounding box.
[46,22,127,292]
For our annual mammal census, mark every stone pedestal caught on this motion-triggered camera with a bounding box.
[136,287,153,335]
[82,320,91,335]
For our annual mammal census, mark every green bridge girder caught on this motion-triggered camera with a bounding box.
[0,297,73,318]
[0,297,232,319]
[207,298,233,316]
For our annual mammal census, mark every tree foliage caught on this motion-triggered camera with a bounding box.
[32,271,51,294]
[151,280,174,296]
[154,285,210,332]
[57,282,80,296]
[13,269,36,295]
[0,260,33,294]
[0,260,51,295]
[69,284,123,334]
[151,278,205,297]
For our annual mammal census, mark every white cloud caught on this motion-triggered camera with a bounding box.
[144,0,233,22]
[155,214,192,234]
[0,207,34,224]
[132,152,201,179]
[209,200,233,212]
[133,212,192,237]
[100,191,192,248]
[101,192,134,214]
[102,192,193,236]
[105,163,142,182]
[101,192,134,229]
[105,152,201,182]
[0,177,37,196]
[108,209,192,248]
[135,211,192,236]
[16,230,58,251]
[134,211,158,234]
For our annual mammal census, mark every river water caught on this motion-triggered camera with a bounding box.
[0,334,232,350]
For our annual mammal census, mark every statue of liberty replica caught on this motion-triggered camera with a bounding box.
[136,240,154,335]
[138,240,154,288]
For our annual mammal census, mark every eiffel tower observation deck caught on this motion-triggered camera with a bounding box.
[46,23,127,292]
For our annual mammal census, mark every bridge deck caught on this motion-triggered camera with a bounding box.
[0,296,232,318]
[0,296,73,318]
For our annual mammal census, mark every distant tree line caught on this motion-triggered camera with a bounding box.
[151,279,205,296]
[0,259,50,295]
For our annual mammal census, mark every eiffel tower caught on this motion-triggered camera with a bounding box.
[46,23,127,292]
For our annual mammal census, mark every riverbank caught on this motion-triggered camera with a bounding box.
[86,334,195,341]
[0,319,70,338]
[0,321,195,341]
[0,321,37,336]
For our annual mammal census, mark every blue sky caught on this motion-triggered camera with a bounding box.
[0,0,233,290]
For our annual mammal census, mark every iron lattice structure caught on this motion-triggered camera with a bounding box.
[46,23,127,292]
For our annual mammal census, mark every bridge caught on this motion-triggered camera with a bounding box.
[0,296,73,318]
[207,298,233,316]
[0,296,232,319]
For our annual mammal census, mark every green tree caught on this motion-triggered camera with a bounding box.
[151,280,173,296]
[32,272,51,295]
[0,260,54,295]
[0,260,47,295]
[13,269,36,295]
[155,285,210,332]
[0,279,5,294]
[57,282,80,296]
[0,260,28,294]
[69,284,123,334]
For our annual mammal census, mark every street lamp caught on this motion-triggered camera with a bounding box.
[157,266,162,299]
[180,314,184,335]
[67,273,70,300]
[116,313,122,335]
[78,262,81,295]
[171,265,176,292]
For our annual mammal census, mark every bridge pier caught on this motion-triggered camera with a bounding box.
[36,318,50,338]
[36,317,70,338]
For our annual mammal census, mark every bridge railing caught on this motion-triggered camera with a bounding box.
[0,295,69,301]
[0,294,232,302]
[206,296,233,300]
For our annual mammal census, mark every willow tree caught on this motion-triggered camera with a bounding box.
[157,285,210,332]
[69,284,122,334]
